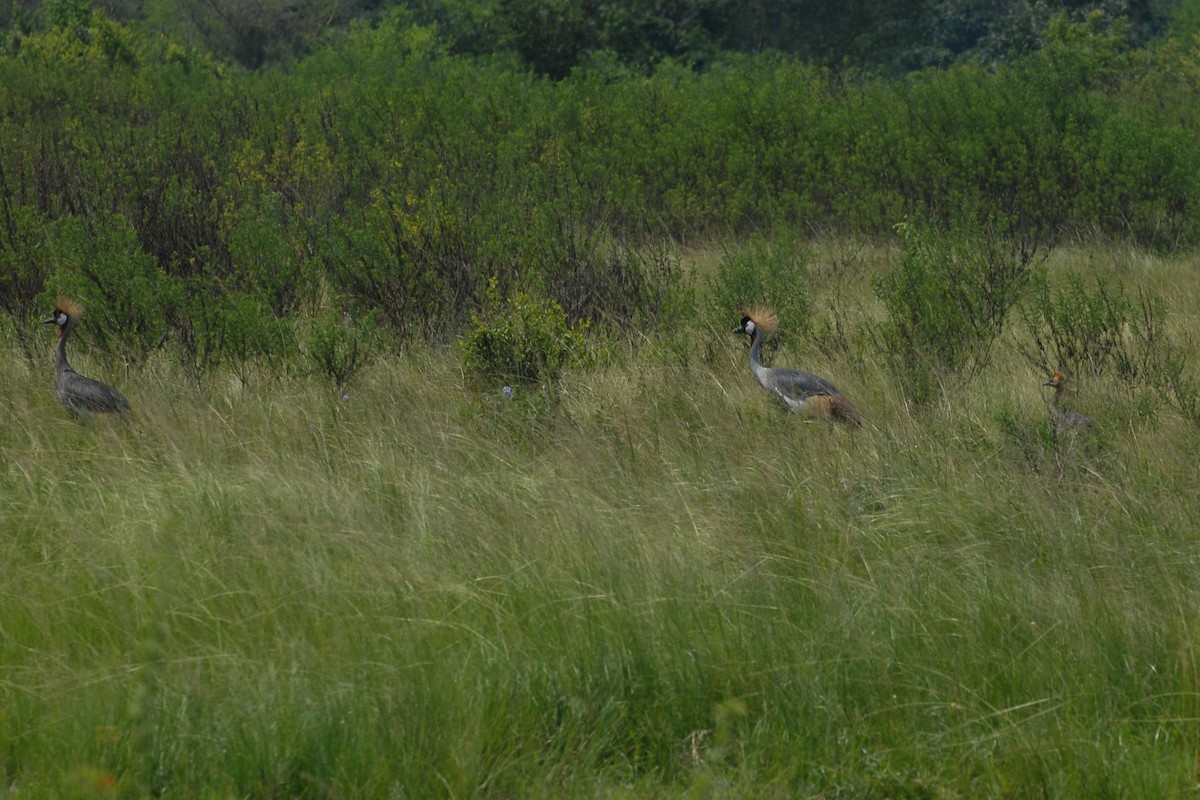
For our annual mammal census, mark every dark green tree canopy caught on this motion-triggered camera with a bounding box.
[3,0,1184,73]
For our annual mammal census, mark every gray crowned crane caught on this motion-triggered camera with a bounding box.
[1043,371,1091,432]
[43,298,131,418]
[734,308,862,426]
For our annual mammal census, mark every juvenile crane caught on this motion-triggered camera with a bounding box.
[43,298,131,418]
[1043,371,1091,432]
[733,308,862,426]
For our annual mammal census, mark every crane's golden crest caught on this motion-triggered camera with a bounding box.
[1045,371,1066,388]
[56,296,85,319]
[741,306,778,335]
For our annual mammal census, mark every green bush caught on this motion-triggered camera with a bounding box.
[226,195,315,319]
[1148,338,1200,429]
[4,3,1200,399]
[48,213,177,368]
[459,277,591,388]
[1018,268,1193,423]
[331,186,473,341]
[874,215,1038,403]
[167,274,292,383]
[215,292,296,386]
[0,204,53,366]
[707,235,812,352]
[1020,268,1138,379]
[1073,116,1200,250]
[505,200,684,328]
[303,304,376,396]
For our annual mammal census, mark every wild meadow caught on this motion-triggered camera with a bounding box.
[5,241,1200,798]
[4,4,1200,797]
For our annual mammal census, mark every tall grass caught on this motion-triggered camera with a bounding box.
[2,245,1200,798]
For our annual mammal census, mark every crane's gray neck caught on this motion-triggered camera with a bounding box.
[1046,383,1064,413]
[55,320,74,374]
[747,328,772,389]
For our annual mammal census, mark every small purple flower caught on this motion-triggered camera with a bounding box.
[501,385,515,400]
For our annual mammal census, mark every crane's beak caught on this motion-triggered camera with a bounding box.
[731,324,744,334]
[1042,379,1054,387]
[42,316,56,325]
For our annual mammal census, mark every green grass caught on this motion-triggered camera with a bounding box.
[3,245,1200,798]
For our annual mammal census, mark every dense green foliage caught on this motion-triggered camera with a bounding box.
[3,6,1200,380]
[706,236,813,353]
[4,0,1185,74]
[874,216,1040,404]
[459,277,591,386]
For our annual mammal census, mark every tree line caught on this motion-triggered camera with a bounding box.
[1,2,1199,395]
[2,0,1189,74]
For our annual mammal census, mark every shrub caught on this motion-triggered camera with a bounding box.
[49,213,177,368]
[216,292,296,387]
[874,215,1039,403]
[1020,268,1137,379]
[707,235,811,352]
[303,304,376,396]
[515,212,684,330]
[169,275,292,384]
[1148,337,1200,429]
[330,187,473,341]
[226,195,314,319]
[459,277,591,388]
[0,204,53,367]
[1018,267,1193,418]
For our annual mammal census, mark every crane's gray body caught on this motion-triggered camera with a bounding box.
[1052,406,1092,432]
[748,352,841,413]
[44,309,131,418]
[1043,374,1092,432]
[735,315,859,424]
